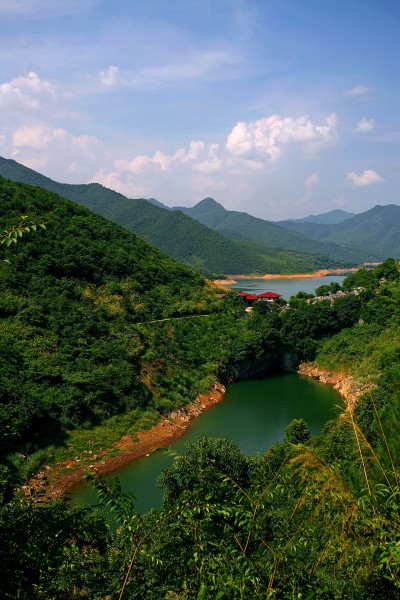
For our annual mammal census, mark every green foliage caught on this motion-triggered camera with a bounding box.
[0,499,110,599]
[0,176,227,481]
[158,437,253,504]
[278,204,400,262]
[0,157,353,275]
[284,418,311,444]
[0,214,46,248]
[0,182,400,599]
[177,197,366,264]
[315,281,341,296]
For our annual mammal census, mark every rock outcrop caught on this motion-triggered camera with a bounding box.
[298,362,374,411]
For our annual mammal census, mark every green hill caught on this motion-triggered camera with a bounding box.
[278,204,400,260]
[0,176,231,484]
[175,197,373,263]
[0,156,352,274]
[288,208,355,224]
[1,243,399,598]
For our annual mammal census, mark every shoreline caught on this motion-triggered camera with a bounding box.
[213,268,357,286]
[298,361,374,411]
[33,384,226,501]
[27,360,370,502]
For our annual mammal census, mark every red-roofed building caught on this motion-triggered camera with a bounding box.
[237,291,259,306]
[257,291,282,302]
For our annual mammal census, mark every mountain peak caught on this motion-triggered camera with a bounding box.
[192,197,225,213]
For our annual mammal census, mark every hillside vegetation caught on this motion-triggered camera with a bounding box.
[0,176,233,494]
[175,197,373,263]
[289,208,355,224]
[0,156,356,274]
[0,176,399,598]
[278,204,400,260]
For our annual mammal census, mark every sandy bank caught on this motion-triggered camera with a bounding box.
[26,384,226,501]
[214,268,357,286]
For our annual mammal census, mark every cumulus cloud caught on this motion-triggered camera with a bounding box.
[347,169,383,187]
[195,144,223,173]
[11,123,104,182]
[0,72,57,110]
[356,117,375,133]
[344,85,369,97]
[225,114,337,162]
[91,140,212,196]
[91,113,337,201]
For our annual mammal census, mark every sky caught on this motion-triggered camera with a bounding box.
[0,0,399,220]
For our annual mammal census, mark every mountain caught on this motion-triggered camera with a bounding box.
[146,197,170,209]
[277,204,400,261]
[0,175,227,468]
[0,156,353,274]
[174,198,374,263]
[288,209,355,225]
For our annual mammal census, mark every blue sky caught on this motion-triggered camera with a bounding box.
[0,0,399,219]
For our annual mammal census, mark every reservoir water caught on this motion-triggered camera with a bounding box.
[225,275,346,299]
[71,371,341,513]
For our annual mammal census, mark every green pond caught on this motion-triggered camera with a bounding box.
[71,371,342,513]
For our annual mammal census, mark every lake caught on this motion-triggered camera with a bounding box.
[225,275,346,299]
[71,371,341,513]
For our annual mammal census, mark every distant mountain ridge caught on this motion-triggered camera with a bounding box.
[288,209,356,225]
[174,198,374,263]
[0,156,352,275]
[277,204,400,260]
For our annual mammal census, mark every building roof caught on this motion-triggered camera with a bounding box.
[245,295,259,300]
[257,291,282,298]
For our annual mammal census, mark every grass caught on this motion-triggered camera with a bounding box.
[8,407,162,485]
[315,322,400,383]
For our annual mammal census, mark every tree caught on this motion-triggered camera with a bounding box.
[0,215,46,247]
[1,215,46,264]
[285,418,311,444]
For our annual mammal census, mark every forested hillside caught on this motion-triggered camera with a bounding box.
[278,204,400,260]
[175,197,374,263]
[288,208,355,224]
[88,197,342,275]
[0,156,357,274]
[0,176,232,497]
[0,177,399,598]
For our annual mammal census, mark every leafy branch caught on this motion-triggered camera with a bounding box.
[0,215,47,247]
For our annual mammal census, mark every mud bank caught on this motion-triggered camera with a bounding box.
[213,268,357,286]
[23,383,226,502]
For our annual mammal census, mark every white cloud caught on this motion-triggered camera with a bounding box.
[90,113,337,203]
[91,140,212,196]
[95,49,242,91]
[356,117,375,133]
[344,85,369,97]
[0,72,57,110]
[143,49,241,82]
[98,65,120,87]
[332,196,346,207]
[305,173,320,189]
[11,123,104,182]
[347,169,383,187]
[0,0,98,19]
[195,144,223,173]
[225,114,337,162]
